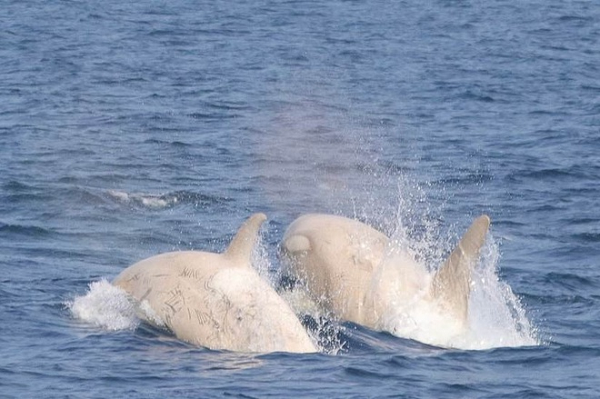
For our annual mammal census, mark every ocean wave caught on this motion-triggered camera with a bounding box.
[0,222,52,237]
[144,138,193,147]
[572,232,600,243]
[106,189,230,210]
[544,272,598,290]
[2,180,34,191]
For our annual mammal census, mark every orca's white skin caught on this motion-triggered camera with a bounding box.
[113,213,317,353]
[281,213,490,348]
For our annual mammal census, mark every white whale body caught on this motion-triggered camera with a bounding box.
[113,213,317,353]
[281,213,490,348]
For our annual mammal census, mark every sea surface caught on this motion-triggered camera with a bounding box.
[2,0,600,397]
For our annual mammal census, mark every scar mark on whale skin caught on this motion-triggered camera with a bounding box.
[140,288,152,302]
[179,267,201,280]
[195,309,211,326]
[164,287,185,315]
[163,313,173,329]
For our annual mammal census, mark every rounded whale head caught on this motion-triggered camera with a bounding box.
[281,214,391,325]
[281,213,490,348]
[113,213,317,354]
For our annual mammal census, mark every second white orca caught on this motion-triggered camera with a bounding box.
[281,213,490,348]
[113,213,317,354]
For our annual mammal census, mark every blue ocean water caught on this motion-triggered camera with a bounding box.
[2,0,600,397]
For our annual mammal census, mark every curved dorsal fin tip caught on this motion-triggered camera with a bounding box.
[430,214,491,322]
[477,214,491,229]
[223,213,267,265]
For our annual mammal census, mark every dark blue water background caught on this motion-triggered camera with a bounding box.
[2,0,600,397]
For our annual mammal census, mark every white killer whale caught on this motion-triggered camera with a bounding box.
[281,213,490,348]
[113,213,317,353]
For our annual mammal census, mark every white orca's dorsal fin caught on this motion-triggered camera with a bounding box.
[430,215,490,323]
[223,213,267,265]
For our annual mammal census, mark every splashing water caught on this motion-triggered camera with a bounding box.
[251,231,278,286]
[278,287,347,355]
[374,182,539,350]
[375,234,539,350]
[68,279,139,331]
[253,232,346,354]
[461,237,539,349]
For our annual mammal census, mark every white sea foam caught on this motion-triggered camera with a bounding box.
[377,182,539,350]
[251,231,277,285]
[68,279,139,331]
[139,300,166,328]
[376,233,538,350]
[107,190,178,209]
[461,236,538,349]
